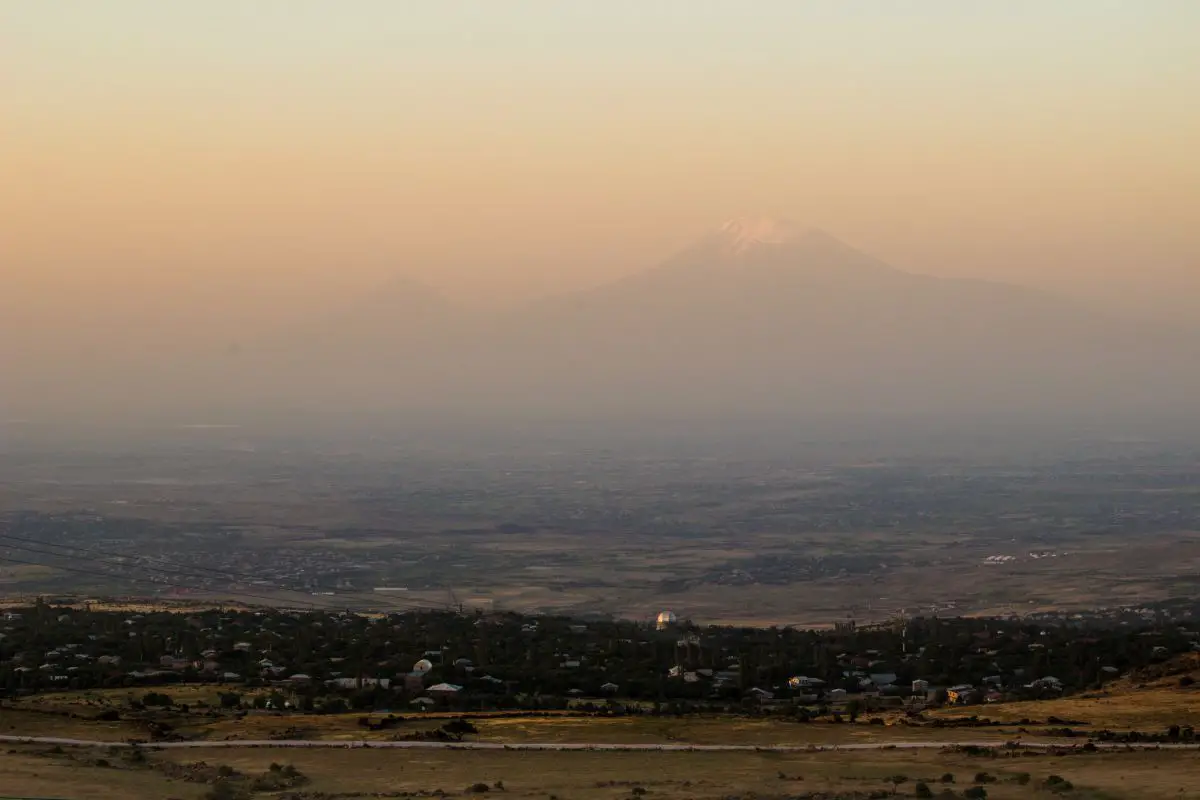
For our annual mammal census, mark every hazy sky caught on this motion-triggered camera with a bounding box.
[5,1,1199,321]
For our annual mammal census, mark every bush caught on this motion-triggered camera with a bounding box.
[940,773,956,784]
[973,772,996,784]
[468,783,491,793]
[963,788,988,800]
[443,719,480,738]
[914,781,933,798]
[1043,775,1074,793]
[203,782,245,800]
[322,697,349,714]
[250,764,307,792]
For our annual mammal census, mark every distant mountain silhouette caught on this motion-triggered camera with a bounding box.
[289,274,456,359]
[154,219,1200,428]
[447,218,1200,422]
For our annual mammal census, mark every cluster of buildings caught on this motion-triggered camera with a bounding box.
[4,602,1200,716]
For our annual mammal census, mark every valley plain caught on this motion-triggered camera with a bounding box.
[3,431,1198,627]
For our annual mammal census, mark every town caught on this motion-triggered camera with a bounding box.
[3,599,1199,723]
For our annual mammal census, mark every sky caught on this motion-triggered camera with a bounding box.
[3,1,1199,347]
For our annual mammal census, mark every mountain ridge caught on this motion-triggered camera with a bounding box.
[12,223,1198,430]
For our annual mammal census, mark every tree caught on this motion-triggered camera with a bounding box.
[322,697,349,714]
[442,719,480,740]
[845,699,862,723]
[1043,776,1074,794]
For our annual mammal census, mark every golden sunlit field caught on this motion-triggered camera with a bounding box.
[1,740,1200,800]
[5,669,1200,799]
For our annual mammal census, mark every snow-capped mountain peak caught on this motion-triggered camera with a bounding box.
[715,217,814,252]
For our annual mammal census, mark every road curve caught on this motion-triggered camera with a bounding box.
[1,735,1198,753]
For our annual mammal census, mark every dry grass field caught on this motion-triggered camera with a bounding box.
[931,664,1200,731]
[10,671,1198,751]
[1,741,1199,799]
[5,675,1200,798]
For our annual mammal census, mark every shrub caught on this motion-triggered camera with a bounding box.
[914,781,933,798]
[468,783,491,793]
[443,719,480,738]
[203,782,244,800]
[963,787,988,800]
[1043,775,1074,793]
[940,773,955,784]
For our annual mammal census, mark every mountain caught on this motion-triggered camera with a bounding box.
[39,220,1195,433]
[182,274,464,420]
[449,218,1200,424]
[279,274,457,362]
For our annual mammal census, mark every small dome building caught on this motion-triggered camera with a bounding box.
[655,610,678,631]
[412,658,434,674]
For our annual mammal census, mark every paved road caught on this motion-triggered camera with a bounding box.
[1,735,1198,753]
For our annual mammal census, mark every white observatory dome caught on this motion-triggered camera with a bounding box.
[655,610,678,630]
[412,658,434,674]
